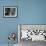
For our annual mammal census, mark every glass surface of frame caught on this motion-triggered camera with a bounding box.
[3,6,17,18]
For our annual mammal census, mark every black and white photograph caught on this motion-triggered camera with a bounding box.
[4,6,17,17]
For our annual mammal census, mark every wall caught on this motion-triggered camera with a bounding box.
[18,0,46,24]
[0,0,18,44]
[0,0,46,45]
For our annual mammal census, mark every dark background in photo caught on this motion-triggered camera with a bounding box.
[5,8,15,16]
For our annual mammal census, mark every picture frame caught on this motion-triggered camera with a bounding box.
[3,6,17,18]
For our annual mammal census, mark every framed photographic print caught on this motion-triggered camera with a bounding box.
[3,6,17,18]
